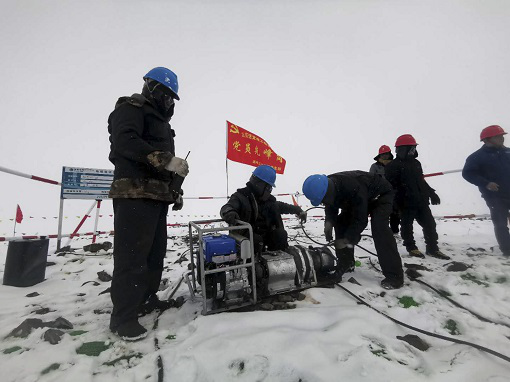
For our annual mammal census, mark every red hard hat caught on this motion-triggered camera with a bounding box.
[378,145,392,155]
[395,134,418,147]
[480,125,507,141]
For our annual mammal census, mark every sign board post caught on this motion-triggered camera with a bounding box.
[57,167,113,250]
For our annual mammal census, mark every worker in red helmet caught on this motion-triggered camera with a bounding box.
[385,134,450,260]
[369,145,400,234]
[462,125,509,256]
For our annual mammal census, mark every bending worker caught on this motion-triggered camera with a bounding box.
[302,171,404,289]
[220,165,307,253]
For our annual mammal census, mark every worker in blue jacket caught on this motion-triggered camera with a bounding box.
[463,125,509,256]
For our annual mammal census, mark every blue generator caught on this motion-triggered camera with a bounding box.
[202,234,237,263]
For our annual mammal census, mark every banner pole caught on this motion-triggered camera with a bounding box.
[13,206,16,237]
[57,198,64,251]
[226,121,229,199]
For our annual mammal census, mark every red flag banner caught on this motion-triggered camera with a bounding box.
[15,205,23,224]
[226,121,286,174]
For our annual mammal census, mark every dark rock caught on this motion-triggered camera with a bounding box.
[31,307,54,315]
[77,293,86,297]
[347,277,361,286]
[174,296,186,308]
[47,317,73,330]
[46,262,56,267]
[173,254,189,264]
[446,262,471,272]
[55,246,71,254]
[397,334,430,351]
[43,329,65,345]
[98,287,111,296]
[8,318,45,338]
[404,263,431,271]
[277,294,294,303]
[260,303,274,311]
[83,241,112,253]
[405,268,422,280]
[81,281,100,287]
[296,292,306,301]
[26,292,40,298]
[97,271,112,282]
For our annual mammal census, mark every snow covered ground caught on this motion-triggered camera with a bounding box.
[0,215,508,381]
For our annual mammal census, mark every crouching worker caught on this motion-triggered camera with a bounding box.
[220,165,307,253]
[108,67,189,341]
[302,171,404,289]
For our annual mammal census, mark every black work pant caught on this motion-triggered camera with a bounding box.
[485,197,510,255]
[110,198,169,327]
[399,204,438,253]
[389,210,400,234]
[334,192,403,281]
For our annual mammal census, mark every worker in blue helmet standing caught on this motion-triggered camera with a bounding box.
[302,171,404,289]
[107,67,189,341]
[220,165,307,253]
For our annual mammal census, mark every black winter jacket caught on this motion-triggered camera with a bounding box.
[325,171,394,243]
[108,94,178,202]
[384,157,435,208]
[462,145,510,201]
[369,162,386,178]
[220,183,302,236]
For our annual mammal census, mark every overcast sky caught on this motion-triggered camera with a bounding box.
[0,0,508,235]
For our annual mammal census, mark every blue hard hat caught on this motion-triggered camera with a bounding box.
[252,165,276,187]
[143,67,180,100]
[302,174,328,206]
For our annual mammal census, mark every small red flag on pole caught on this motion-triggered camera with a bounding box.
[15,205,23,224]
[226,121,286,174]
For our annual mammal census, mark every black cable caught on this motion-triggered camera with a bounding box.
[335,282,510,363]
[412,278,510,328]
[299,208,509,329]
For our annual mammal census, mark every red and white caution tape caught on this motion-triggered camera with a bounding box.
[0,231,115,242]
[0,165,60,186]
[424,169,462,178]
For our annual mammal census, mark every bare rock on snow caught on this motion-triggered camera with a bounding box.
[26,292,40,297]
[43,329,65,345]
[46,317,73,330]
[97,271,112,282]
[446,262,471,272]
[8,318,45,338]
[396,334,430,351]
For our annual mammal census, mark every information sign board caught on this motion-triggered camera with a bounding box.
[61,167,113,200]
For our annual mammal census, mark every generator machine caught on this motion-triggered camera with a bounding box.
[185,219,339,315]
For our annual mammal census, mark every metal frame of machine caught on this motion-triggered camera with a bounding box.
[187,219,257,315]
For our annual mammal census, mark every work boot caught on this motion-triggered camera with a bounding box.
[137,294,175,317]
[409,249,425,258]
[336,247,355,274]
[426,250,451,260]
[112,320,148,341]
[381,278,404,290]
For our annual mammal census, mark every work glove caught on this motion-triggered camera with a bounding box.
[486,182,499,192]
[297,210,307,223]
[172,194,184,211]
[334,238,354,250]
[324,221,334,242]
[165,156,189,177]
[223,210,240,225]
[430,191,441,205]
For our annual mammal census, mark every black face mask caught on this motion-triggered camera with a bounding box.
[396,145,417,160]
[248,176,273,201]
[143,80,176,117]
